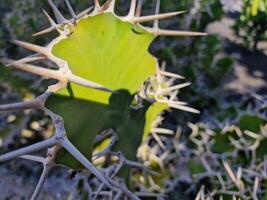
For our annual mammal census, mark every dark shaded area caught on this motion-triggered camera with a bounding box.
[225,39,267,94]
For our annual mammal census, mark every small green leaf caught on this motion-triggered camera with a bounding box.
[239,115,266,132]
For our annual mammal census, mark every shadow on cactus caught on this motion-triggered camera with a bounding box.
[0,0,206,199]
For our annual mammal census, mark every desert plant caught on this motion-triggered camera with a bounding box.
[234,0,267,50]
[0,0,206,199]
[162,95,267,199]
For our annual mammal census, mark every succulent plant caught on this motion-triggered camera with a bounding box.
[0,0,206,199]
[234,0,267,50]
[161,95,267,200]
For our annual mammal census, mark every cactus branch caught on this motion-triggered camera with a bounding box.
[0,92,49,112]
[107,178,141,200]
[31,165,52,200]
[0,1,206,198]
[92,132,118,160]
[30,145,61,200]
[0,137,57,162]
[43,108,114,189]
[0,100,41,112]
[61,138,112,188]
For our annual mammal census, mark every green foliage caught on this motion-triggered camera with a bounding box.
[0,67,33,95]
[177,97,267,199]
[239,115,266,132]
[234,0,267,50]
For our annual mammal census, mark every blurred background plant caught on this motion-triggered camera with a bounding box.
[234,0,267,50]
[0,0,266,199]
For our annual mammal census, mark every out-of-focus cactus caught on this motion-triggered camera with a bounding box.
[160,95,267,199]
[0,0,206,199]
[234,0,267,50]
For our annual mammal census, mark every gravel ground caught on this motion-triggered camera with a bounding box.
[207,16,267,95]
[0,161,85,200]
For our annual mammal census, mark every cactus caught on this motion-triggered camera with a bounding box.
[0,0,206,199]
[234,0,267,50]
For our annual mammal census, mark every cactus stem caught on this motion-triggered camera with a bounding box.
[61,138,113,189]
[64,0,77,19]
[12,40,50,57]
[0,137,57,162]
[30,164,52,200]
[132,11,186,24]
[0,99,41,112]
[47,0,67,24]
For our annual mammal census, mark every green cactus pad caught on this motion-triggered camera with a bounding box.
[46,12,167,167]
